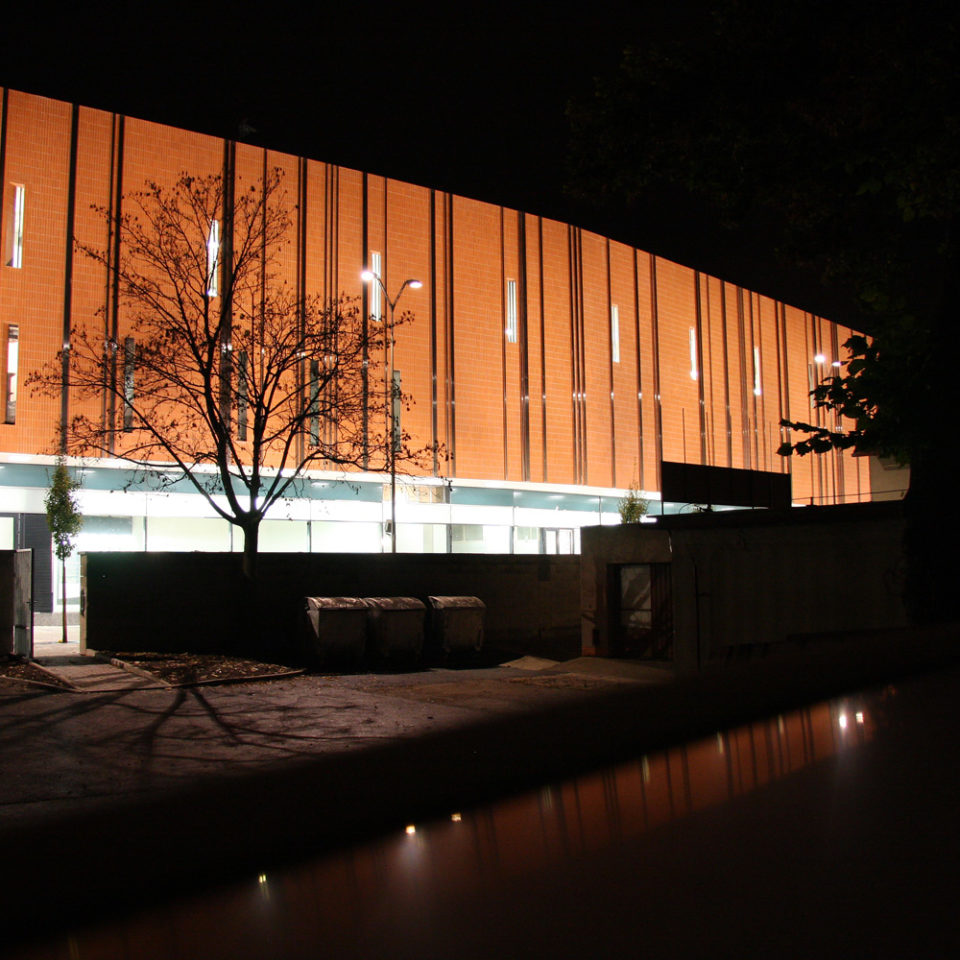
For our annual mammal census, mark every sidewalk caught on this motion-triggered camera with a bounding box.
[29,625,672,691]
[31,626,166,691]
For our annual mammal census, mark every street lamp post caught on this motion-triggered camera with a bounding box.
[361,270,422,553]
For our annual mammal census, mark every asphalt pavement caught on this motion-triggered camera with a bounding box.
[5,623,960,957]
[1,627,669,827]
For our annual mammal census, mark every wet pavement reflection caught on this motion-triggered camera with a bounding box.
[12,671,939,960]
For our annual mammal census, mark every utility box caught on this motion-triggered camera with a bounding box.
[364,597,425,666]
[0,550,33,657]
[427,595,485,661]
[302,596,369,669]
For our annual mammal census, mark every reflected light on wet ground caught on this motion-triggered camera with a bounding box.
[12,677,927,960]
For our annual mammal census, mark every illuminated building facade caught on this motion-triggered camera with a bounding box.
[0,88,869,611]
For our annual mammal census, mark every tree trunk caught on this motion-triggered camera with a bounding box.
[60,556,68,643]
[902,447,958,626]
[242,520,259,582]
[238,520,264,656]
[902,243,960,627]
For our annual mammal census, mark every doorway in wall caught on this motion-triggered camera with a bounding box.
[611,562,673,659]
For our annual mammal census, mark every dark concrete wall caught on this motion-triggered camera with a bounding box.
[582,502,909,674]
[80,552,581,662]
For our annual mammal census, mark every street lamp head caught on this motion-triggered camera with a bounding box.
[360,270,377,283]
[409,279,423,289]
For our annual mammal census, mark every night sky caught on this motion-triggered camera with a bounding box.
[0,1,934,324]
[1,5,647,208]
[0,5,742,263]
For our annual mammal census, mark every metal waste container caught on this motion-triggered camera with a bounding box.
[364,597,425,665]
[426,596,485,661]
[302,597,369,669]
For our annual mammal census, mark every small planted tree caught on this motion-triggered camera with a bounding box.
[31,169,426,582]
[618,482,649,523]
[45,458,83,643]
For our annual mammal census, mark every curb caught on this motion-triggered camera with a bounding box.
[0,674,77,693]
[109,658,175,688]
[0,658,79,693]
[168,667,306,689]
[108,658,304,689]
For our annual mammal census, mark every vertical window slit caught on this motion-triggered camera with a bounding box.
[611,303,621,363]
[207,219,220,297]
[8,185,25,269]
[309,358,319,447]
[4,324,19,423]
[505,278,518,343]
[370,251,382,321]
[238,350,248,441]
[122,337,135,432]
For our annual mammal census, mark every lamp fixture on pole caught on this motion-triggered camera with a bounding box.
[361,270,422,553]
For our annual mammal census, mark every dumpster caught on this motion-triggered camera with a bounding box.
[426,596,485,661]
[364,597,425,665]
[302,597,369,668]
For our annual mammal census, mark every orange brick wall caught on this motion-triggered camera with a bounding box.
[540,219,575,485]
[654,257,701,467]
[0,90,73,453]
[580,232,612,487]
[609,240,642,488]
[0,88,869,503]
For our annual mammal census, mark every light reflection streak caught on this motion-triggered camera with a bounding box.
[12,695,877,960]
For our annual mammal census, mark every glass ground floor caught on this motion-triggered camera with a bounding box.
[3,456,673,615]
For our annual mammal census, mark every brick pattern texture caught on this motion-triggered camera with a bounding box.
[0,88,868,504]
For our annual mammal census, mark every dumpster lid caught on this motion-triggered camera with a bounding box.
[363,597,426,610]
[427,596,486,610]
[304,596,369,611]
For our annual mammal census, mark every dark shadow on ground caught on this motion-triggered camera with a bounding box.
[4,627,960,953]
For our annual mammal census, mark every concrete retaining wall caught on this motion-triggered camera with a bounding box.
[582,502,909,674]
[80,552,581,662]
